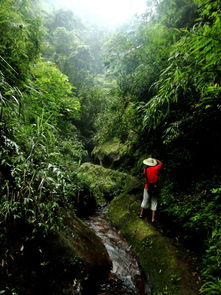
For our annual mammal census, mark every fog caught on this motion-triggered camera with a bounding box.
[42,0,148,27]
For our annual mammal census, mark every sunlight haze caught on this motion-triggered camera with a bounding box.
[50,0,148,26]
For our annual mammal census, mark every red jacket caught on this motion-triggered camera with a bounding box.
[144,161,163,189]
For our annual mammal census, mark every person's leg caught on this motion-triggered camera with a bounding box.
[150,195,158,222]
[140,189,149,217]
[151,210,156,222]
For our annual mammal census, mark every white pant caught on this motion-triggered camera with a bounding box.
[141,188,158,211]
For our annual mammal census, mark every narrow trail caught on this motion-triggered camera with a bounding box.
[86,206,151,295]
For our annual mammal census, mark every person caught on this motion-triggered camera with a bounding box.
[140,158,163,223]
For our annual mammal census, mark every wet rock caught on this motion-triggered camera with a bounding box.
[25,212,112,295]
[108,192,200,295]
[63,213,112,289]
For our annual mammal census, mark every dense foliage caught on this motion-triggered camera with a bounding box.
[93,0,221,294]
[0,0,221,294]
[0,1,88,293]
[42,7,108,150]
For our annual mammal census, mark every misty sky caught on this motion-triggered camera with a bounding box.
[45,0,148,26]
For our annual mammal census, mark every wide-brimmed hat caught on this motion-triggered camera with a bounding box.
[143,158,157,166]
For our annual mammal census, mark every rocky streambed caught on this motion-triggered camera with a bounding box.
[76,162,200,295]
[86,206,150,295]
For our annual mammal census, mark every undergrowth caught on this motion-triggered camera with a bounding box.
[160,182,221,295]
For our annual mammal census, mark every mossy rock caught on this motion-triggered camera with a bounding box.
[40,213,112,294]
[108,193,199,295]
[2,212,111,295]
[77,162,138,204]
[92,137,128,167]
[63,212,112,280]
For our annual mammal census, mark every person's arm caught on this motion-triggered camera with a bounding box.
[155,159,163,169]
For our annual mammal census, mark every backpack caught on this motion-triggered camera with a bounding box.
[145,168,160,195]
[148,182,160,195]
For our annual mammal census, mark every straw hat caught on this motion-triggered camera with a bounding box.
[143,158,157,166]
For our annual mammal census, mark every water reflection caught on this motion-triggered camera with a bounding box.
[86,206,150,295]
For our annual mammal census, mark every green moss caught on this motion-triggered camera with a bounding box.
[92,137,128,164]
[77,162,136,204]
[108,193,198,295]
[44,213,110,264]
[67,215,111,269]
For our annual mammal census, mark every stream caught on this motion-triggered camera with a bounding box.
[85,206,151,295]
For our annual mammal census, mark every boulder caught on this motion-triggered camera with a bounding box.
[108,192,199,295]
[77,162,138,204]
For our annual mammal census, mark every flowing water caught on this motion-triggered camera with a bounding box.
[86,206,151,295]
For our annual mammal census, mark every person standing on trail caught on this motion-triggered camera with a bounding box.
[140,158,163,223]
